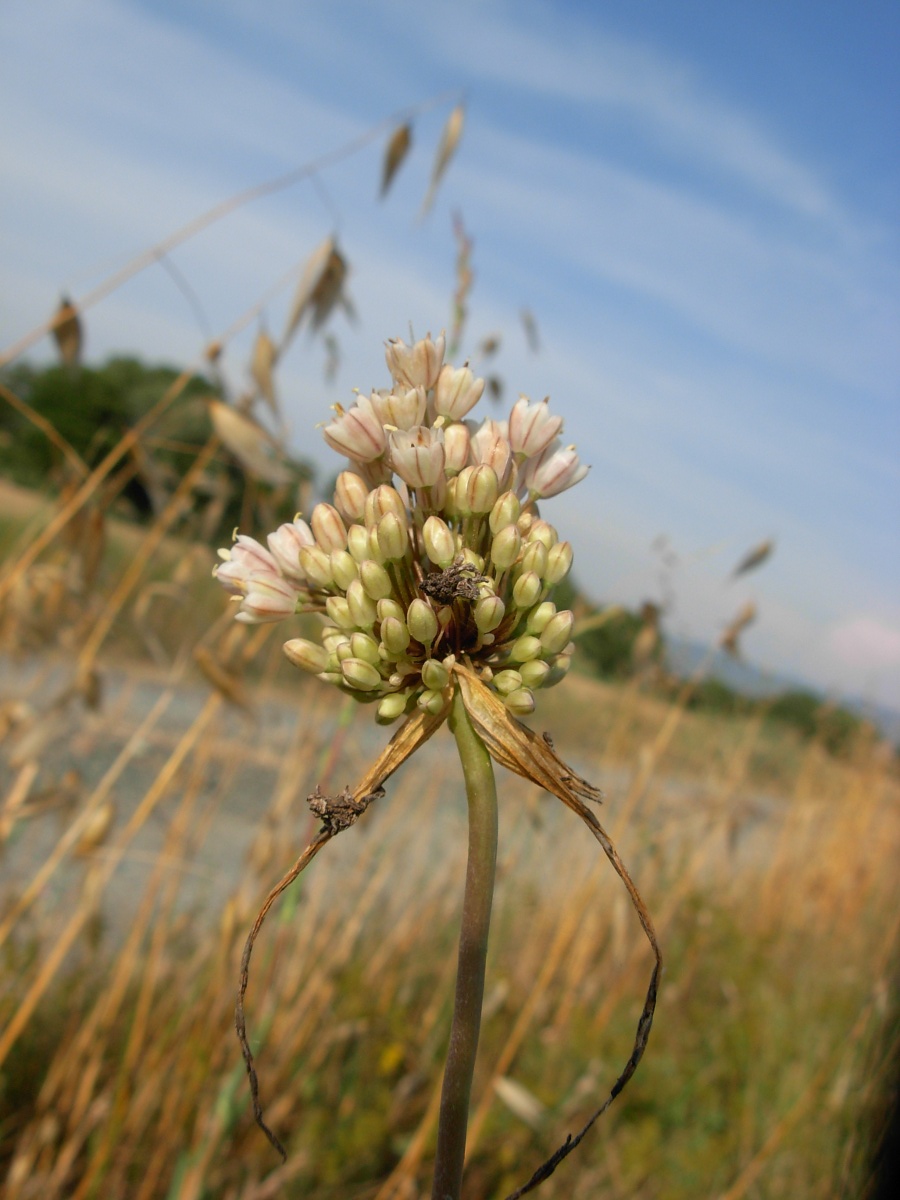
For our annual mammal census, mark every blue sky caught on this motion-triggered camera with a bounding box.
[2,0,898,708]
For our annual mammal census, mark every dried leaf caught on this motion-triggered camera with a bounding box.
[730,539,774,579]
[281,237,336,350]
[420,104,465,219]
[52,296,82,367]
[380,122,412,197]
[207,399,293,486]
[310,246,350,330]
[250,330,279,420]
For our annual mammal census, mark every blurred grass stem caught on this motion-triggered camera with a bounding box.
[432,689,498,1200]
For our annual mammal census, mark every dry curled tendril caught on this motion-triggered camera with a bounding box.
[234,670,662,1196]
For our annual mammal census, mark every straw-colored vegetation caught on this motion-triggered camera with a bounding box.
[2,100,897,1198]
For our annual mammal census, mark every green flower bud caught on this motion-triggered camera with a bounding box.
[520,541,549,577]
[349,632,381,665]
[311,503,347,552]
[504,687,535,716]
[282,638,329,674]
[454,466,475,516]
[508,633,542,662]
[490,525,521,570]
[421,658,450,691]
[367,526,386,564]
[528,519,558,549]
[376,692,410,724]
[347,523,372,564]
[492,669,523,695]
[346,579,377,628]
[474,595,505,633]
[540,610,575,655]
[340,658,383,692]
[460,548,486,573]
[333,472,369,523]
[299,544,334,589]
[359,559,393,600]
[377,513,409,561]
[465,464,500,514]
[407,598,438,645]
[325,595,356,629]
[512,571,542,609]
[489,491,521,535]
[423,516,456,567]
[526,601,557,634]
[330,549,360,591]
[335,640,353,662]
[544,541,573,585]
[544,654,572,687]
[417,687,447,714]
[380,615,411,656]
[376,597,406,623]
[518,658,551,688]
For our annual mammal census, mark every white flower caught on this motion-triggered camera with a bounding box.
[267,518,314,584]
[508,396,563,458]
[388,425,446,488]
[521,442,589,498]
[385,333,445,390]
[434,364,484,421]
[322,395,388,463]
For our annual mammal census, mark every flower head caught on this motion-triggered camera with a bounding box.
[214,334,590,720]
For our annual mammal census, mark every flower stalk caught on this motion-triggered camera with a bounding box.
[432,687,499,1200]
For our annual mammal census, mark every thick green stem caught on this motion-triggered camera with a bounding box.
[431,688,499,1200]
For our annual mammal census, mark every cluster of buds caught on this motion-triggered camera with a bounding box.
[214,333,589,723]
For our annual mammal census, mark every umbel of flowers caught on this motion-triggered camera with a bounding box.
[215,333,588,723]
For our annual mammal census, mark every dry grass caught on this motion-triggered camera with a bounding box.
[0,461,897,1199]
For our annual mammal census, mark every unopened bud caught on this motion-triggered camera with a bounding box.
[489,491,521,534]
[380,616,411,656]
[311,503,347,552]
[518,659,551,688]
[417,687,447,715]
[346,579,377,628]
[490,525,521,570]
[325,595,355,629]
[376,692,410,724]
[330,549,360,591]
[341,658,383,692]
[377,513,409,561]
[544,541,573,585]
[283,639,329,674]
[526,601,557,634]
[474,595,505,633]
[544,654,572,687]
[528,520,558,549]
[540,610,575,655]
[359,559,393,600]
[333,472,369,523]
[512,571,542,610]
[520,541,549,577]
[504,687,535,716]
[434,363,484,420]
[347,523,372,564]
[508,634,542,662]
[349,632,381,665]
[464,465,499,515]
[421,659,450,690]
[377,597,406,623]
[407,598,438,645]
[299,544,335,589]
[365,485,408,528]
[423,516,456,566]
[443,421,471,474]
[492,669,523,696]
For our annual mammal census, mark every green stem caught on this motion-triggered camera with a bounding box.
[432,688,499,1200]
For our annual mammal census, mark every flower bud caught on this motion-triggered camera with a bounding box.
[417,688,447,715]
[518,659,551,688]
[359,559,393,600]
[346,579,378,628]
[365,485,407,528]
[330,549,359,591]
[367,526,386,564]
[333,472,369,523]
[376,512,409,561]
[299,544,335,589]
[460,548,485,573]
[528,520,558,549]
[504,687,535,716]
[421,659,450,691]
[376,692,410,724]
[385,333,445,390]
[544,654,572,687]
[267,518,314,583]
[334,640,353,662]
[433,364,484,420]
[422,516,456,567]
[349,632,381,665]
[544,541,573,584]
[407,598,438,645]
[283,638,329,674]
[520,541,549,577]
[490,525,521,570]
[453,466,475,515]
[512,571,542,609]
[377,597,406,623]
[489,491,521,534]
[322,395,387,463]
[325,595,355,629]
[347,523,372,564]
[540,610,575,656]
[380,615,411,656]
[526,601,557,634]
[492,669,523,696]
[508,634,542,662]
[311,503,347,552]
[340,658,383,692]
[464,464,499,515]
[442,421,471,474]
[474,595,505,633]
